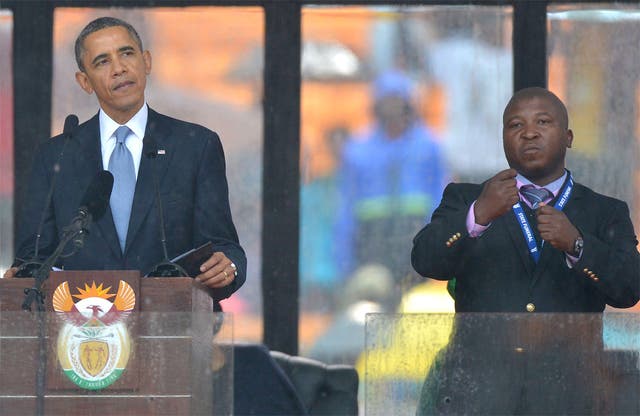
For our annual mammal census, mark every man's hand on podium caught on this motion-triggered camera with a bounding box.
[195,252,237,289]
[3,267,18,278]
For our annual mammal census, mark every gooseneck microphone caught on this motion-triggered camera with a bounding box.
[21,169,113,416]
[15,114,79,277]
[22,170,114,312]
[145,136,187,277]
[65,170,114,252]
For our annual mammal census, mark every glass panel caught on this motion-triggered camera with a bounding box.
[52,8,264,342]
[548,4,640,278]
[0,11,14,275]
[299,5,512,367]
[364,313,640,415]
[0,311,232,415]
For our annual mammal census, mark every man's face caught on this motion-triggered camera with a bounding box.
[502,95,573,184]
[75,26,151,124]
[376,95,412,139]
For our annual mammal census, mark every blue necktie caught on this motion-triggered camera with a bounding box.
[108,126,136,252]
[520,185,553,209]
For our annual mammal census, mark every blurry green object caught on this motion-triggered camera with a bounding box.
[447,278,456,300]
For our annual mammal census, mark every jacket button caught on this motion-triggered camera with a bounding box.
[526,303,535,312]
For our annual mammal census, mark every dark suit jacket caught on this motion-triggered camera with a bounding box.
[411,179,640,312]
[16,108,246,303]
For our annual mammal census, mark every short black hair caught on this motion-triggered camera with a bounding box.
[504,87,569,129]
[75,17,144,71]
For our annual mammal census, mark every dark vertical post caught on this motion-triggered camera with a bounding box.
[262,1,301,355]
[513,0,547,91]
[12,2,54,246]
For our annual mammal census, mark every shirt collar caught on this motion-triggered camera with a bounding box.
[516,170,567,197]
[99,103,148,143]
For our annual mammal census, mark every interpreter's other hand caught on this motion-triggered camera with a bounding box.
[3,267,18,279]
[474,168,519,225]
[195,252,237,289]
[536,204,580,253]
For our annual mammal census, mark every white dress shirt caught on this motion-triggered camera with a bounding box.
[99,104,148,177]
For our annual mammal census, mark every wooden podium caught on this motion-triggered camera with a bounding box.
[0,271,232,415]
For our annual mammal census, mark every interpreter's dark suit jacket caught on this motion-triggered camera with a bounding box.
[412,178,640,414]
[16,108,246,303]
[411,178,640,312]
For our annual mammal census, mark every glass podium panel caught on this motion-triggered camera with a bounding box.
[547,4,640,239]
[298,4,512,368]
[0,10,14,275]
[364,313,640,415]
[52,7,264,346]
[0,311,233,416]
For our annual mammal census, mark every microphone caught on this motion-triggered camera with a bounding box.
[21,170,113,311]
[15,114,78,277]
[145,136,187,277]
[77,170,114,222]
[63,114,80,137]
[67,170,114,250]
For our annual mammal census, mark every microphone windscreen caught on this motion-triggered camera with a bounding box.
[80,170,114,221]
[63,114,79,134]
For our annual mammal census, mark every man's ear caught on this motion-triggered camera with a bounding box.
[566,129,574,148]
[75,71,94,95]
[143,50,152,75]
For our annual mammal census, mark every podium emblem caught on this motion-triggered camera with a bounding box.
[79,340,109,377]
[53,280,136,390]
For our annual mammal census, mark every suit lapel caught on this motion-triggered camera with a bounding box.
[73,114,123,259]
[124,109,176,255]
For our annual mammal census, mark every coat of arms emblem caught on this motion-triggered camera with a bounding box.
[53,280,135,390]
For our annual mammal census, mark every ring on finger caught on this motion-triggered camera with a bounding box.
[223,271,228,278]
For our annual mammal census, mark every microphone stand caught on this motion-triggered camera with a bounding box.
[22,217,88,311]
[16,115,77,278]
[21,214,89,416]
[147,182,188,276]
[146,142,188,277]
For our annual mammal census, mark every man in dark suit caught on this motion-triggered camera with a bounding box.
[412,87,639,312]
[411,87,640,414]
[5,17,245,305]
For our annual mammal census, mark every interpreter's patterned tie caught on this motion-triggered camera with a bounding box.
[520,185,553,209]
[108,126,136,252]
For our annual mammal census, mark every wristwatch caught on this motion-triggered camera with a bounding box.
[572,236,584,256]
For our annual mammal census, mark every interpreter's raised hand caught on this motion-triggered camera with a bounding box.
[195,251,237,289]
[536,204,580,253]
[474,168,519,225]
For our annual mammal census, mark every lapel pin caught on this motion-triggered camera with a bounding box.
[157,149,166,155]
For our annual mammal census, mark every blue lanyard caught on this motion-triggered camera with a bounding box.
[512,175,574,263]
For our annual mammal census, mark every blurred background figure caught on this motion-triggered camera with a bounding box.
[306,263,394,365]
[426,10,512,183]
[300,126,349,312]
[334,70,447,307]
